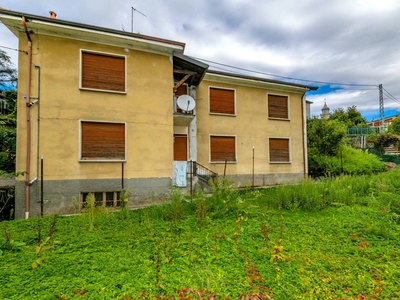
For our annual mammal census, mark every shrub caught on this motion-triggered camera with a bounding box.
[309,146,385,177]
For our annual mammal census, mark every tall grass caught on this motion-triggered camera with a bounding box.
[262,169,400,214]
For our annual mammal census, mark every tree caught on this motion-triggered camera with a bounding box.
[388,116,400,135]
[307,118,347,156]
[0,50,17,175]
[330,105,367,128]
[0,49,17,89]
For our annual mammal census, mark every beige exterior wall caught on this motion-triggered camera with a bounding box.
[196,74,307,178]
[16,33,174,182]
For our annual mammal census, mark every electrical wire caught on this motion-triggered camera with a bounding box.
[0,44,27,54]
[382,87,400,103]
[190,56,378,88]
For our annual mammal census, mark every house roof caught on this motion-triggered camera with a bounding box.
[0,8,185,54]
[205,70,319,92]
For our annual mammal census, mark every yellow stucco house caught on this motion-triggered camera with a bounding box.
[0,9,317,219]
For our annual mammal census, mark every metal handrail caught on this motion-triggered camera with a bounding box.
[189,161,218,177]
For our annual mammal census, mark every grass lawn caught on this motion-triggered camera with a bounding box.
[1,172,400,299]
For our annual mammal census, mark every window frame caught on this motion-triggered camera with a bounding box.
[209,87,236,116]
[209,135,237,163]
[79,49,127,94]
[268,137,291,163]
[267,93,290,120]
[79,120,127,162]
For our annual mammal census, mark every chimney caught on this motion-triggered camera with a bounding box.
[49,11,57,19]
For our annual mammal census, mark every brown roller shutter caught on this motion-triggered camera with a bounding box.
[210,88,235,114]
[210,136,236,162]
[269,138,290,162]
[81,122,125,160]
[174,134,187,161]
[268,95,288,119]
[175,84,188,97]
[81,52,125,92]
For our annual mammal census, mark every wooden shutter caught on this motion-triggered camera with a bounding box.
[175,84,188,97]
[81,52,125,92]
[81,122,125,160]
[210,136,235,162]
[269,138,290,162]
[210,88,235,114]
[268,95,288,119]
[174,134,187,161]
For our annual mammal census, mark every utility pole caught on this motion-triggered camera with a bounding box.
[131,7,146,33]
[379,84,384,128]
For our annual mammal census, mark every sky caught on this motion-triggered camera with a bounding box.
[1,0,400,121]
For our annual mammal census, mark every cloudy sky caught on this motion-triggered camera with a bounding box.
[1,0,400,120]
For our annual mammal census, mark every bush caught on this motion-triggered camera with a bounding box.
[309,146,385,177]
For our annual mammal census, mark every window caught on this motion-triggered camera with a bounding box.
[268,94,289,119]
[80,51,126,93]
[269,138,290,163]
[80,121,125,161]
[210,88,235,115]
[174,134,187,161]
[80,192,121,209]
[210,135,236,162]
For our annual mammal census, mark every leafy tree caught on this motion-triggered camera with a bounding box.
[330,105,367,128]
[388,116,400,135]
[307,118,347,156]
[0,91,16,174]
[0,50,17,174]
[0,49,17,89]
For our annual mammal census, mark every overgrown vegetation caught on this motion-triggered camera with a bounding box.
[307,111,385,177]
[1,171,399,299]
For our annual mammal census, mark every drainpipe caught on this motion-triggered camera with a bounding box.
[35,65,41,204]
[22,16,32,219]
[301,90,308,178]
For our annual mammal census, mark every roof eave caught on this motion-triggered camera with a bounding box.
[0,9,185,54]
[205,70,319,93]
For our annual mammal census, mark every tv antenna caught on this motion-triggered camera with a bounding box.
[131,7,146,33]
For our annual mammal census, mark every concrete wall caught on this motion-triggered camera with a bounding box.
[196,73,307,185]
[14,177,171,219]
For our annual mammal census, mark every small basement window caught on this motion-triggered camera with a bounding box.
[80,191,121,209]
[80,121,126,161]
[80,51,126,93]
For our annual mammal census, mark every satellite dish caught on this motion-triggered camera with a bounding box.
[177,95,196,112]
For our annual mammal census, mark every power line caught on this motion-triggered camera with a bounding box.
[0,45,28,54]
[382,87,400,103]
[190,56,378,88]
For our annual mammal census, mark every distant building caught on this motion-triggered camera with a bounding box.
[367,114,400,128]
[321,101,330,119]
[306,100,313,119]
